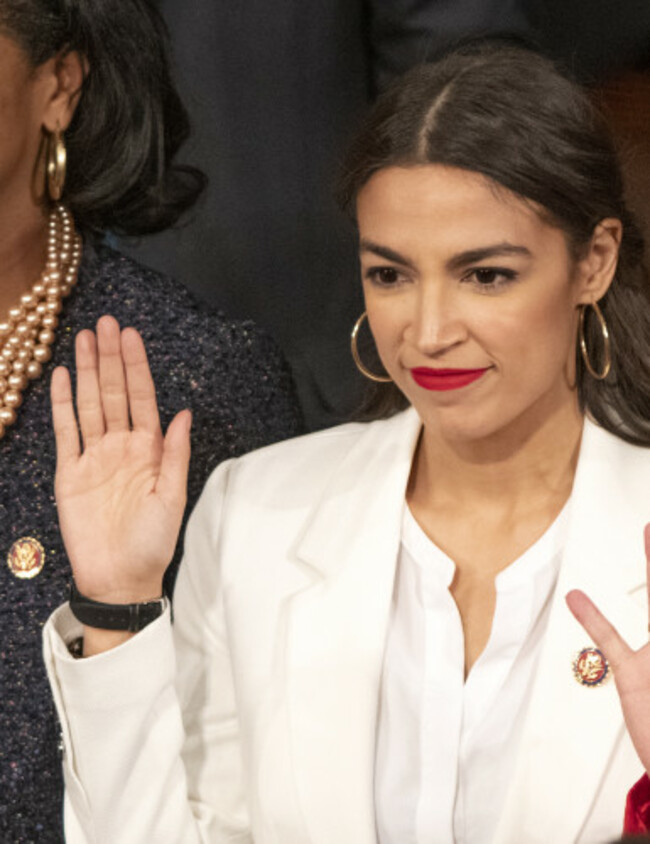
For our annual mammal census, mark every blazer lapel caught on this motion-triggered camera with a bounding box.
[494,420,649,843]
[285,409,421,844]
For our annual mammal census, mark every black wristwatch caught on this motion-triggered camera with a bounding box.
[69,581,166,632]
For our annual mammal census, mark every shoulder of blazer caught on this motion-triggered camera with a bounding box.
[563,416,650,600]
[580,416,650,494]
[218,406,421,505]
[187,408,421,587]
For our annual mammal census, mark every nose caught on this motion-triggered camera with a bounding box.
[405,281,466,356]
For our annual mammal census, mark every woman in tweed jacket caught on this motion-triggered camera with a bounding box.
[0,1,302,840]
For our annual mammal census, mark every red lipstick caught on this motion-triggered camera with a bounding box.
[410,367,489,391]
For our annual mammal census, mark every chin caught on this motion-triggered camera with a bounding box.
[417,406,491,441]
[437,419,504,445]
[415,398,520,446]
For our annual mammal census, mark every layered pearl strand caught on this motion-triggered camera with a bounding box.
[0,204,81,440]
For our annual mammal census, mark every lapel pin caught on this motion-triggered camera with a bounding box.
[573,647,609,687]
[7,536,46,579]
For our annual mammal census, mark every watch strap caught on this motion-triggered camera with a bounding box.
[69,581,165,632]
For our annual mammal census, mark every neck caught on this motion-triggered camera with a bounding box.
[0,197,48,316]
[410,391,584,518]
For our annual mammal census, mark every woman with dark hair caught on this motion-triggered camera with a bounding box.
[44,45,650,842]
[0,1,301,840]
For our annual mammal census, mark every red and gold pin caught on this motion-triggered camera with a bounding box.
[573,647,609,687]
[7,537,46,579]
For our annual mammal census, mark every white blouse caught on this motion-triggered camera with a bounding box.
[375,502,570,844]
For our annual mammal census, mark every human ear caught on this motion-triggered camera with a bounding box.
[40,50,87,133]
[574,218,623,305]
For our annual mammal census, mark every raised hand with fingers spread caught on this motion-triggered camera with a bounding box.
[51,316,191,630]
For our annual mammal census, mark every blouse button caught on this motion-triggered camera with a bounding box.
[7,536,46,579]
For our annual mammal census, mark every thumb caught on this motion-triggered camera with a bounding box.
[156,409,192,510]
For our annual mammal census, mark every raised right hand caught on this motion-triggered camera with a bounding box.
[51,315,191,606]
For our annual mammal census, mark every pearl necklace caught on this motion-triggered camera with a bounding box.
[0,204,81,440]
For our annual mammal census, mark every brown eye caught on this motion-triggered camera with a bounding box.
[366,266,404,286]
[474,268,499,285]
[463,266,518,290]
[378,267,400,284]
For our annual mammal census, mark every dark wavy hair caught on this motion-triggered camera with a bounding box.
[338,45,650,446]
[0,0,206,236]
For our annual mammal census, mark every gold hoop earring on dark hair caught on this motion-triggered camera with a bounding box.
[350,311,392,383]
[579,301,611,380]
[47,124,67,201]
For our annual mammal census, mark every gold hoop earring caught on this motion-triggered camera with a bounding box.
[46,124,67,201]
[350,311,392,383]
[579,301,611,380]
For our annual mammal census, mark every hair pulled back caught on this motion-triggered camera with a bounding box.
[0,0,205,236]
[339,45,650,446]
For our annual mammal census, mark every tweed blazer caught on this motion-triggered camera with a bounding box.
[0,241,302,842]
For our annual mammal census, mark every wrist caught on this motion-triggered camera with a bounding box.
[69,581,166,633]
[72,580,163,605]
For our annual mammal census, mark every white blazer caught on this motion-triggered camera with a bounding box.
[44,409,650,844]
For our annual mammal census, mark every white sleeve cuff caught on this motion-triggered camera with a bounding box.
[44,602,175,712]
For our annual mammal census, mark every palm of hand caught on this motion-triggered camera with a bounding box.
[57,429,174,599]
[615,649,650,775]
[52,317,191,604]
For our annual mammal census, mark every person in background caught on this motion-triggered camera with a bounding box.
[44,46,650,841]
[0,1,301,840]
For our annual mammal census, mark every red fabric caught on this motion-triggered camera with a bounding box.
[624,774,650,835]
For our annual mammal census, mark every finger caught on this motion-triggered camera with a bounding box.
[96,315,129,432]
[51,366,80,464]
[156,410,192,512]
[75,329,105,447]
[566,589,633,669]
[121,327,161,435]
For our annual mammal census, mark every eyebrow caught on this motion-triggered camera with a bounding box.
[359,240,416,270]
[359,239,532,272]
[446,243,532,271]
